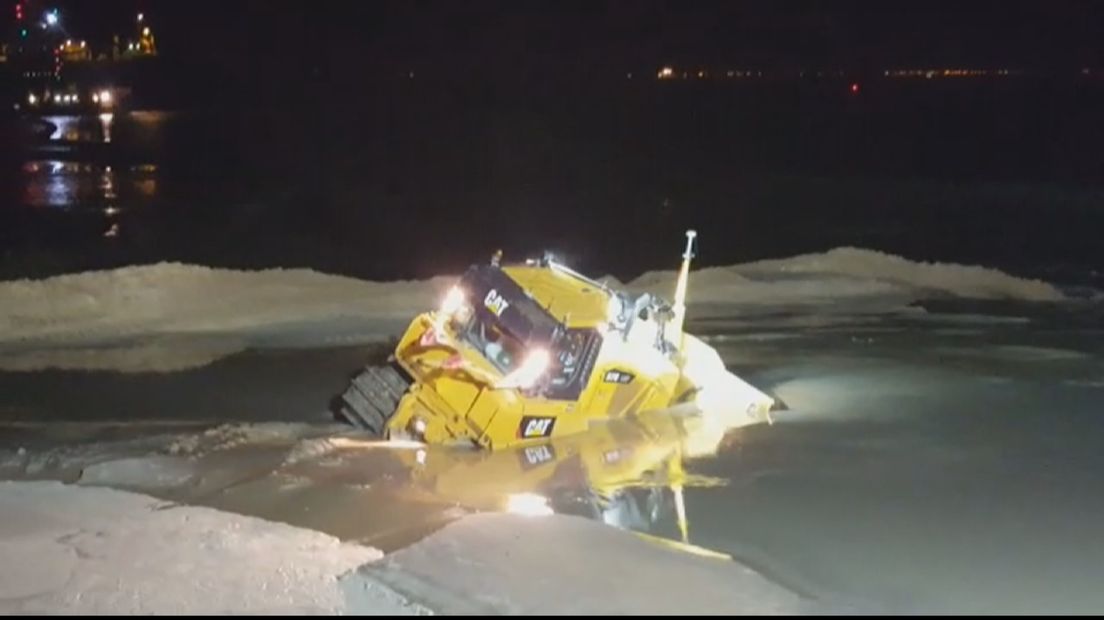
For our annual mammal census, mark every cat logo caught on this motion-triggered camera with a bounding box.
[518,416,556,439]
[484,289,510,317]
[519,444,556,470]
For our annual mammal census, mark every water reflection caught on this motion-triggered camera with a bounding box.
[20,159,158,210]
[15,112,160,247]
[99,113,114,143]
[39,113,116,143]
[41,115,102,142]
[267,405,764,549]
[134,177,157,198]
[100,164,116,199]
[383,409,721,543]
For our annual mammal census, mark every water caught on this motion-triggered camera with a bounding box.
[0,346,372,432]
[3,78,1104,283]
[634,306,1104,613]
[1,302,1101,612]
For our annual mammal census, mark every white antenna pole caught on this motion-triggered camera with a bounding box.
[670,229,697,350]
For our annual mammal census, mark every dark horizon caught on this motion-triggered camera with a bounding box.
[13,1,1104,78]
[3,1,1104,284]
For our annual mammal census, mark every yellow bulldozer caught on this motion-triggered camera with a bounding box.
[333,230,776,451]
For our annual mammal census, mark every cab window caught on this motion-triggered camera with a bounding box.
[457,312,528,374]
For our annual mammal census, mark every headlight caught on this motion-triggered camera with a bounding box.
[505,493,553,517]
[440,285,465,316]
[498,348,551,390]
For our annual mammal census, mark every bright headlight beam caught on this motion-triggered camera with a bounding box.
[440,285,464,316]
[498,348,550,390]
[505,493,553,517]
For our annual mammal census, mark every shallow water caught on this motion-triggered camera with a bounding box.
[1,303,1102,613]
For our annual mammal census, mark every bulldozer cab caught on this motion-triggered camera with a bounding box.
[543,327,602,400]
[453,265,560,363]
[452,264,600,401]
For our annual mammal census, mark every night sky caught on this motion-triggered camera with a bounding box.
[29,0,1104,79]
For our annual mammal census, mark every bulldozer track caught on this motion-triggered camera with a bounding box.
[335,364,411,435]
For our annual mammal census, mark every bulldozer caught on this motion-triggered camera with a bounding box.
[332,230,776,451]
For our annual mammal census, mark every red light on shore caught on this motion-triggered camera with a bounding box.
[849,82,860,94]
